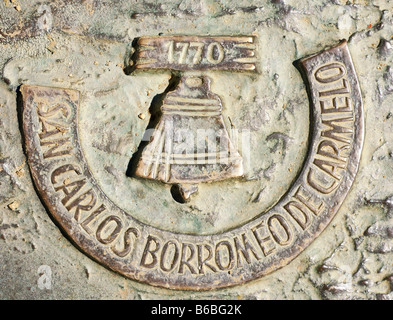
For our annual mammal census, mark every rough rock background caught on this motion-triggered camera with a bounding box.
[0,0,392,299]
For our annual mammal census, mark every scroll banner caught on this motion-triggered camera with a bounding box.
[134,36,257,71]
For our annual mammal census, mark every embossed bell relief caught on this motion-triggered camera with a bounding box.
[129,36,257,201]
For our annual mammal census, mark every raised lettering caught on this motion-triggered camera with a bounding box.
[140,235,160,269]
[178,243,196,274]
[80,204,106,234]
[160,240,180,272]
[40,137,72,159]
[111,227,139,257]
[267,214,292,246]
[234,233,261,266]
[319,78,350,97]
[315,62,346,84]
[66,188,97,221]
[197,244,217,274]
[167,40,174,63]
[294,186,324,215]
[176,42,190,64]
[206,42,225,64]
[54,178,87,206]
[95,215,122,245]
[284,201,312,230]
[190,42,204,64]
[215,240,235,271]
[307,167,339,194]
[320,96,352,114]
[38,118,68,140]
[316,139,348,162]
[51,164,81,185]
[313,157,345,180]
[321,116,353,144]
[36,102,70,118]
[251,222,276,256]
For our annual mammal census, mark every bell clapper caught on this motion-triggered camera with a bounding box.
[177,184,198,202]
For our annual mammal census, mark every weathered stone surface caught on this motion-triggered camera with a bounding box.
[0,0,392,299]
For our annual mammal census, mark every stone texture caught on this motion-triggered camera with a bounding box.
[0,0,392,299]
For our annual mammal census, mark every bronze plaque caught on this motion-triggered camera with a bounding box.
[20,39,363,290]
[1,0,392,300]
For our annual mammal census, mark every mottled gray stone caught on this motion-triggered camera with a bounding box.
[0,0,392,299]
